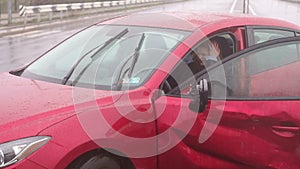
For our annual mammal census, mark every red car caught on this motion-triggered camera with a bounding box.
[1,12,300,169]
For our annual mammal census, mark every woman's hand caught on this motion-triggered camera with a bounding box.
[208,41,221,59]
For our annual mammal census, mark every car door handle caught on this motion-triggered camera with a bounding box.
[272,125,300,138]
[272,126,300,132]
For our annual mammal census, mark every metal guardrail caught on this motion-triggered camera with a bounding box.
[1,0,184,36]
[16,0,164,25]
[19,0,161,17]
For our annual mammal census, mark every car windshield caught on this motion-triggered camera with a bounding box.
[20,25,191,90]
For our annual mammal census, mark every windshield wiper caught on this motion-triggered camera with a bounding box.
[112,33,145,90]
[62,28,129,85]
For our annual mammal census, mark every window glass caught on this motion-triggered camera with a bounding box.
[253,29,295,45]
[161,33,236,96]
[209,41,300,99]
[297,32,300,36]
[21,25,190,90]
[247,44,298,74]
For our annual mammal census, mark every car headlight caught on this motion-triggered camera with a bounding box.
[0,136,50,168]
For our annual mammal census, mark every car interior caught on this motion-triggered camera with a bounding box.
[160,33,236,97]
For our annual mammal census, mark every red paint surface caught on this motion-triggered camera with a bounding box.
[2,13,300,169]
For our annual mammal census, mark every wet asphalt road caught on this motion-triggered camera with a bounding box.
[1,0,300,73]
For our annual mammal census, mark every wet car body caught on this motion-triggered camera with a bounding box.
[1,12,300,169]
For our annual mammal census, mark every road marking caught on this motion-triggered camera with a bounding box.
[230,0,257,15]
[26,30,61,38]
[230,0,239,13]
[3,30,60,38]
[3,30,43,38]
[249,4,257,15]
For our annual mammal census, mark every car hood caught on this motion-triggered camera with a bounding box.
[0,72,123,142]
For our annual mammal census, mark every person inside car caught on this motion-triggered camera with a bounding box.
[195,38,221,67]
[163,36,232,96]
[183,36,233,96]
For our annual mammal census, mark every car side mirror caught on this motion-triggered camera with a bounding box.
[189,79,209,113]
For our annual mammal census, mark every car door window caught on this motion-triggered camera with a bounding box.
[161,33,236,96]
[250,28,295,46]
[205,38,300,99]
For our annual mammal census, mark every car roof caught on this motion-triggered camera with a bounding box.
[98,12,300,32]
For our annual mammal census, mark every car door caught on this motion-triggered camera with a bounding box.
[156,36,300,169]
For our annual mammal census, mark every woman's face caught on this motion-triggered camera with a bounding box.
[195,40,221,61]
[195,45,210,61]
